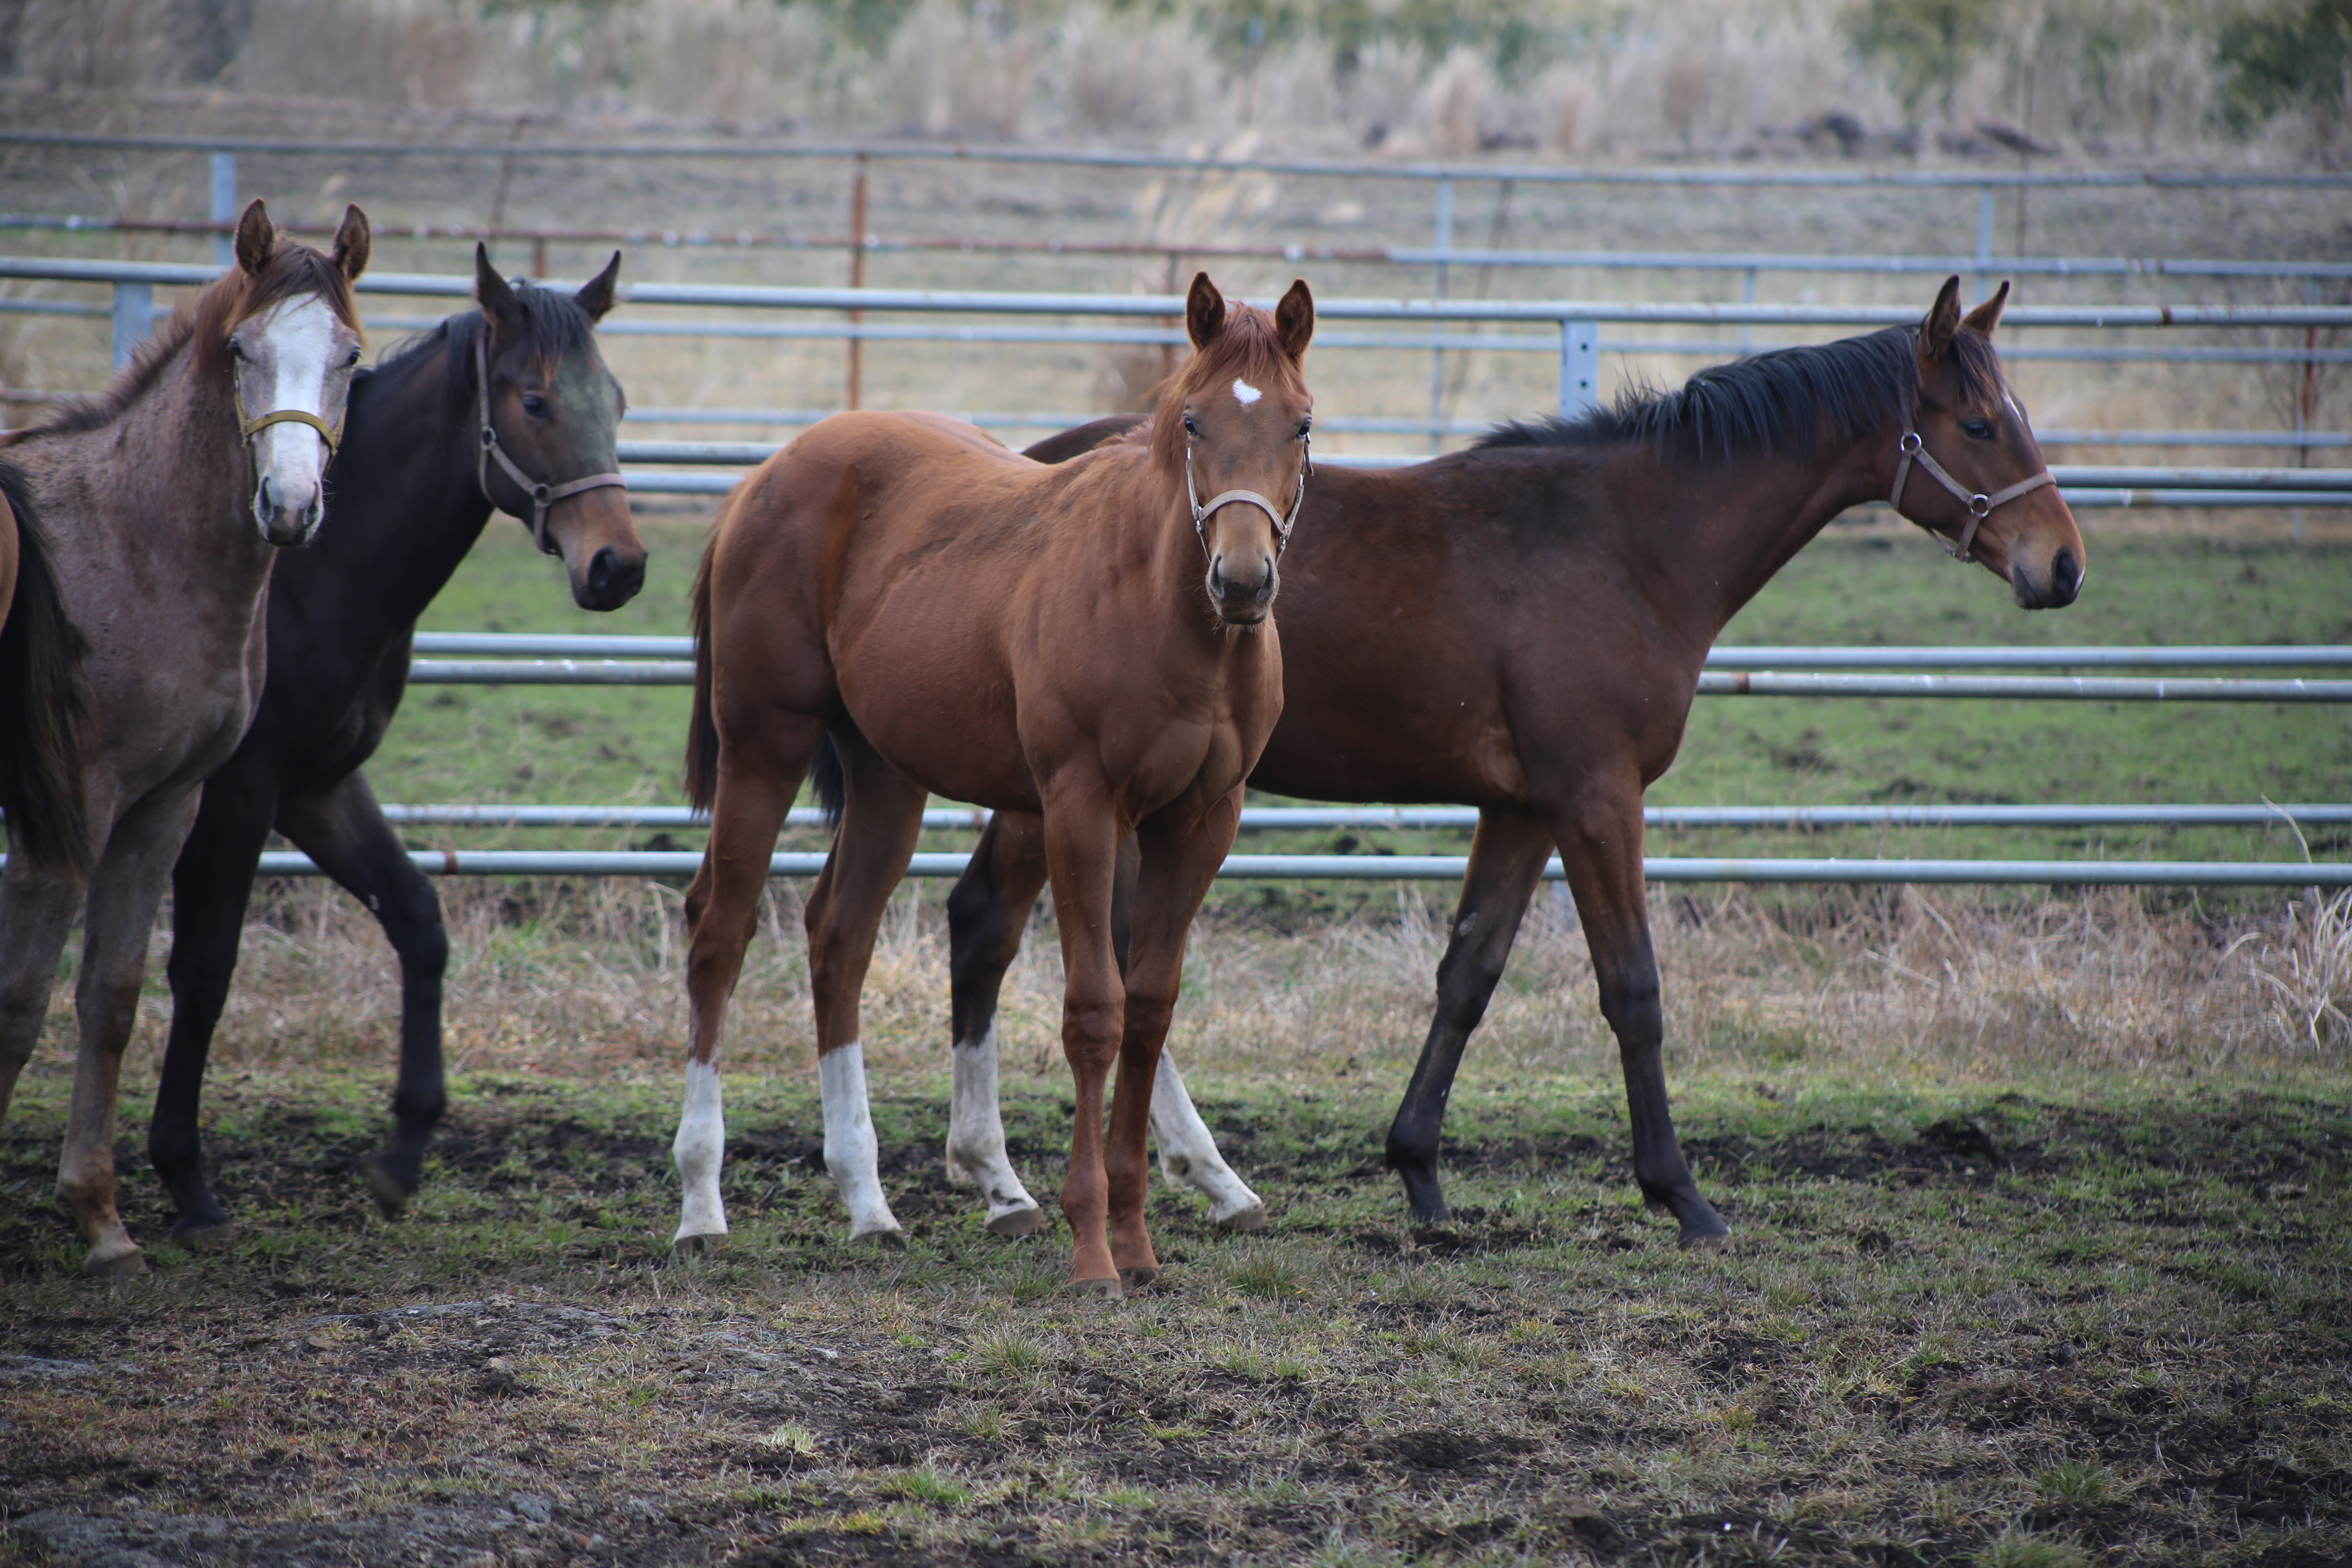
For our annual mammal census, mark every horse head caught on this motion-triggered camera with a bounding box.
[1902,275,2085,610]
[472,245,647,611]
[219,199,370,547]
[1158,273,1314,627]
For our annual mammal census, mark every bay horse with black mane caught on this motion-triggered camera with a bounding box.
[148,246,646,1243]
[0,200,371,1275]
[673,274,1314,1293]
[945,276,2084,1246]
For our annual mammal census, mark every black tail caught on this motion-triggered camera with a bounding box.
[0,464,87,872]
[683,535,721,816]
[811,729,846,833]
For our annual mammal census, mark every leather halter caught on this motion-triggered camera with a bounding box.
[1888,426,2056,564]
[1185,432,1309,560]
[233,379,343,456]
[475,332,628,557]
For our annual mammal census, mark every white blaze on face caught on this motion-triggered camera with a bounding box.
[820,1042,902,1239]
[241,293,351,532]
[672,1058,728,1246]
[1231,377,1262,407]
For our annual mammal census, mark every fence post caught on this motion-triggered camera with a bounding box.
[1428,177,1452,453]
[210,151,236,267]
[1557,317,1598,416]
[1974,187,1994,303]
[845,152,869,412]
[111,281,153,369]
[1740,266,1756,355]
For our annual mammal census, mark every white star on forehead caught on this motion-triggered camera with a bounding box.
[1232,377,1262,406]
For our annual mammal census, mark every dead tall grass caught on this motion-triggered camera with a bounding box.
[62,880,2332,1107]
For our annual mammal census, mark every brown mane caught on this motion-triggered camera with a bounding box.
[8,234,362,444]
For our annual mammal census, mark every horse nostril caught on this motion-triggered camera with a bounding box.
[2052,548,2080,599]
[588,546,616,593]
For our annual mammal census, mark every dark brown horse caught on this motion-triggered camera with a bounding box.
[673,274,1314,1293]
[947,277,2084,1245]
[0,200,371,1274]
[148,247,645,1243]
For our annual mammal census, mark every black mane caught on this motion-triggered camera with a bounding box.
[1474,323,2005,460]
[367,280,601,406]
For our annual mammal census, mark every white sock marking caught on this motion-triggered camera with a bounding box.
[945,1024,1041,1225]
[1231,377,1261,406]
[672,1059,728,1245]
[820,1042,902,1239]
[1149,1050,1265,1223]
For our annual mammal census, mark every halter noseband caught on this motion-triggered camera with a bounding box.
[1185,432,1309,560]
[475,331,629,557]
[1888,426,2056,564]
[233,381,344,457]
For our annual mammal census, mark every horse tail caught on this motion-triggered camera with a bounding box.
[810,728,846,833]
[0,464,89,873]
[683,531,722,817]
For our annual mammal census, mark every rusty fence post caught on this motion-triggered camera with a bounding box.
[846,153,869,412]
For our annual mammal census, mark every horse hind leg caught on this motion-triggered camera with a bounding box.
[803,729,929,1246]
[943,812,1051,1236]
[674,718,823,1255]
[1148,1052,1267,1231]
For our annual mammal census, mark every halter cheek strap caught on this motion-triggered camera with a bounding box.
[475,333,629,557]
[1889,428,2056,564]
[1186,434,1310,559]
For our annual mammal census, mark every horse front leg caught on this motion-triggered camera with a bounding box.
[274,769,449,1218]
[943,810,1050,1235]
[64,792,200,1276]
[1384,806,1553,1222]
[1548,782,1728,1249]
[1107,794,1244,1290]
[1039,784,1126,1293]
[802,732,928,1245]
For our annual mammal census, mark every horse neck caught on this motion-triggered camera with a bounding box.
[1632,416,1896,643]
[285,341,497,639]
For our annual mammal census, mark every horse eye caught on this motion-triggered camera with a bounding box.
[345,347,363,368]
[522,392,548,418]
[227,338,245,359]
[1298,418,1312,438]
[1182,412,1198,436]
[1962,419,1993,440]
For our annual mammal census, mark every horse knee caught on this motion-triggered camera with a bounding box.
[1597,971,1662,1042]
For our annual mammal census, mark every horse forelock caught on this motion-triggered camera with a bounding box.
[13,234,361,443]
[1474,321,2013,464]
[1148,303,1306,474]
[374,285,603,410]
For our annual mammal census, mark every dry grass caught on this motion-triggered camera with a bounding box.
[9,0,2346,162]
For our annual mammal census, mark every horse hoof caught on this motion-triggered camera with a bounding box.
[1065,1275,1123,1300]
[854,1227,907,1252]
[1214,1204,1272,1234]
[173,1220,238,1250]
[359,1157,411,1219]
[1680,1229,1731,1254]
[987,1207,1047,1239]
[83,1244,147,1278]
[673,1232,725,1259]
[1118,1264,1160,1293]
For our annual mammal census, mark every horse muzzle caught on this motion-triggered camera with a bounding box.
[2011,544,2083,610]
[1207,553,1276,625]
[254,473,325,548]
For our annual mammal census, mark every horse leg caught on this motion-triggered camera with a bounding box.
[1039,784,1125,1293]
[0,853,85,1122]
[1547,785,1729,1248]
[1148,1054,1267,1231]
[1105,800,1243,1290]
[151,779,277,1239]
[675,719,820,1254]
[1384,806,1553,1222]
[942,811,1050,1236]
[63,794,198,1275]
[274,770,448,1217]
[802,732,927,1245]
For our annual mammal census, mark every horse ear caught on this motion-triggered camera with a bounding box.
[234,198,275,276]
[575,251,622,323]
[474,243,522,330]
[1919,275,1964,361]
[1274,278,1314,363]
[330,205,371,283]
[1186,272,1225,352]
[1962,279,2009,338]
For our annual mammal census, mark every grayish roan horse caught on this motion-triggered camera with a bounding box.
[0,199,372,1276]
